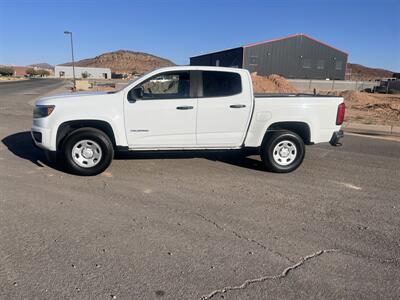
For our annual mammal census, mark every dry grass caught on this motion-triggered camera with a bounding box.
[0,76,27,82]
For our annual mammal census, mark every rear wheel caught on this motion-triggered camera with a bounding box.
[61,128,114,176]
[260,130,305,173]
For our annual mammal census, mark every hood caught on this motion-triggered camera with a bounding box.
[35,91,115,106]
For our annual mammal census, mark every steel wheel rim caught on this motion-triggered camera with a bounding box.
[272,140,297,166]
[71,139,102,168]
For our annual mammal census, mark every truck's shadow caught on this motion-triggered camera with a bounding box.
[1,131,58,169]
[115,149,265,171]
[2,131,264,172]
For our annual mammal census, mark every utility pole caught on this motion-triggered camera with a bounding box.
[64,31,76,91]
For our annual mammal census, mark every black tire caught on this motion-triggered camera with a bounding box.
[260,130,305,173]
[61,127,114,176]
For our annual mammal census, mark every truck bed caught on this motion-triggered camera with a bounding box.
[254,93,339,98]
[244,93,344,147]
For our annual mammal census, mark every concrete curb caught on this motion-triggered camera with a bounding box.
[343,123,400,136]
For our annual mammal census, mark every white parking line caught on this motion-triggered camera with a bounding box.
[339,182,362,190]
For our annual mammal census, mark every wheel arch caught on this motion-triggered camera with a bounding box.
[56,120,117,151]
[263,121,312,145]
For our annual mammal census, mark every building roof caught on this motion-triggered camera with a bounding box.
[55,65,112,72]
[243,33,348,55]
[190,47,243,59]
[191,33,348,58]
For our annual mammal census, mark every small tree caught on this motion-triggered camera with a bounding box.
[131,67,138,75]
[37,69,50,77]
[25,68,37,77]
[81,71,89,79]
[0,66,14,76]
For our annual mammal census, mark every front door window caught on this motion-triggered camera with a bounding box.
[137,71,190,100]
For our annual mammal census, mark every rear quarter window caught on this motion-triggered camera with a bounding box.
[202,71,242,97]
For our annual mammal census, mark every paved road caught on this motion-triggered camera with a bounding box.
[0,80,399,299]
[0,78,64,95]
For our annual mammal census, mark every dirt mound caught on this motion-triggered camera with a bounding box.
[341,90,381,104]
[251,73,298,93]
[341,91,400,125]
[63,50,175,74]
[347,63,394,81]
[29,63,54,70]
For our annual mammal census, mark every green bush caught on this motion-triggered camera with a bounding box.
[37,69,50,77]
[0,66,14,76]
[25,68,37,76]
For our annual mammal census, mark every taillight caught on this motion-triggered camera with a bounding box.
[336,102,345,125]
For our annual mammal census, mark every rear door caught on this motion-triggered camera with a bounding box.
[124,71,197,148]
[196,70,252,146]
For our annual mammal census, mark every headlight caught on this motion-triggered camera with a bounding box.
[33,105,55,118]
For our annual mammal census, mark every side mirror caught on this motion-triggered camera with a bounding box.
[128,86,143,102]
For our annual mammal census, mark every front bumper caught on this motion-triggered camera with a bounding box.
[31,118,54,151]
[31,133,57,162]
[329,130,344,146]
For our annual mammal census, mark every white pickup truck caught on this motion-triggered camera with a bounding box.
[31,66,345,176]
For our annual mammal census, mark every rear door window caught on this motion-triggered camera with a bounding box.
[202,71,242,98]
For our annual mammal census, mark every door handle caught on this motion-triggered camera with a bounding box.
[176,106,194,110]
[230,104,246,108]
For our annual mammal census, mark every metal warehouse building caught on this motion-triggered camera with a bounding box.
[55,66,112,79]
[190,34,348,80]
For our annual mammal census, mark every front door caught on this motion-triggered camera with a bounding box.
[124,71,197,148]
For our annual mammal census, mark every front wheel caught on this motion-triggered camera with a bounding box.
[61,128,114,176]
[260,130,305,173]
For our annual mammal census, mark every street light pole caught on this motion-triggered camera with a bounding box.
[64,31,76,91]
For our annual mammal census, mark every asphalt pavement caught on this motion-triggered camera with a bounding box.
[0,79,399,299]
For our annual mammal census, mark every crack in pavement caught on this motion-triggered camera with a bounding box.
[200,249,338,300]
[341,248,400,265]
[195,213,295,263]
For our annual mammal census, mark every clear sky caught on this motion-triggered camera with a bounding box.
[0,0,399,71]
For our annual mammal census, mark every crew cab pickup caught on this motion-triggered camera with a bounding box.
[31,66,344,176]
